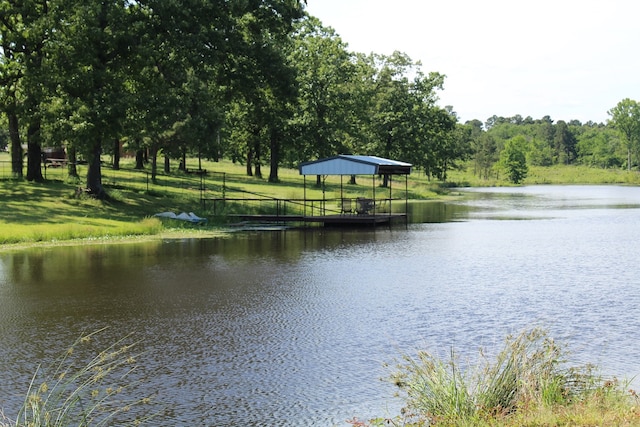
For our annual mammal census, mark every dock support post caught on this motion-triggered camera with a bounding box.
[405,175,409,228]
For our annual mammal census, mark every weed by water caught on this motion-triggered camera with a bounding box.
[0,329,156,427]
[364,328,640,427]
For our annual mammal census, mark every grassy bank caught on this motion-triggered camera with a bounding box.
[447,164,640,187]
[0,153,444,248]
[2,151,640,249]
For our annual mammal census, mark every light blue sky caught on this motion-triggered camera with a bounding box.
[305,0,640,124]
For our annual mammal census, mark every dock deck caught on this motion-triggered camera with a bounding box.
[229,213,407,227]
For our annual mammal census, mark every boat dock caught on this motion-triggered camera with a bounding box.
[229,212,407,228]
[203,155,413,229]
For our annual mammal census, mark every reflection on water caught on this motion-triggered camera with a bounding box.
[407,199,471,223]
[1,185,640,426]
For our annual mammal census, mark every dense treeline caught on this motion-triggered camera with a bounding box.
[1,2,639,196]
[462,103,640,184]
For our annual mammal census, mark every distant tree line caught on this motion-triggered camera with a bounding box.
[1,2,639,195]
[460,98,640,183]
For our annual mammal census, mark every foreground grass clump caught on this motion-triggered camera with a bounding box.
[358,329,640,427]
[0,329,155,427]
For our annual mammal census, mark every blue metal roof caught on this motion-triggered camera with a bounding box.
[299,155,412,176]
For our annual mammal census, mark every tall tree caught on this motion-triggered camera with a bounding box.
[414,106,458,181]
[49,0,137,197]
[466,119,498,180]
[554,120,577,165]
[124,0,241,181]
[0,7,23,178]
[123,4,188,183]
[21,1,51,182]
[227,0,304,179]
[608,98,640,171]
[499,135,528,184]
[367,51,417,159]
[363,51,455,182]
[287,16,358,164]
[0,1,54,181]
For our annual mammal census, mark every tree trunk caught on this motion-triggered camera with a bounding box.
[246,148,253,177]
[254,139,262,179]
[7,111,22,178]
[164,154,170,174]
[212,130,221,162]
[26,121,43,182]
[150,145,158,184]
[67,146,79,179]
[86,139,107,199]
[179,149,186,171]
[135,149,145,169]
[268,129,279,183]
[112,139,120,170]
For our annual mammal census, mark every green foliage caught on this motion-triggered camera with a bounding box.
[608,98,640,170]
[576,126,622,168]
[498,136,528,184]
[287,16,360,162]
[468,126,497,180]
[4,0,636,193]
[469,109,640,179]
[0,1,307,193]
[527,137,554,166]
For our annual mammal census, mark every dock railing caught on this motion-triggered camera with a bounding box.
[202,193,401,220]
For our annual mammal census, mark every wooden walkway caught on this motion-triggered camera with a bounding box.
[230,213,407,227]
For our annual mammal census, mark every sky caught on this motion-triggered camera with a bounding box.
[304,0,640,124]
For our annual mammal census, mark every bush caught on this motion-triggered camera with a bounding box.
[386,328,637,426]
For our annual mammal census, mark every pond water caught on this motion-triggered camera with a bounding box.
[1,185,640,426]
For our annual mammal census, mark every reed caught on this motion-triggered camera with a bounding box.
[0,329,155,427]
[379,328,639,427]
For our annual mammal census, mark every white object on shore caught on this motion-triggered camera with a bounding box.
[154,212,207,224]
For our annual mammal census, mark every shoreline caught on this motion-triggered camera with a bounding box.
[0,228,231,253]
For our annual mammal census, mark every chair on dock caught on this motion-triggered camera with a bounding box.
[356,197,374,215]
[376,199,389,213]
[340,198,354,214]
